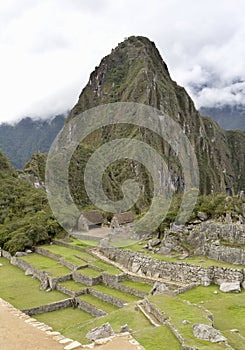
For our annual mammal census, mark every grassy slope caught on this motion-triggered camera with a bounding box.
[0,257,65,309]
[20,253,70,277]
[179,285,245,350]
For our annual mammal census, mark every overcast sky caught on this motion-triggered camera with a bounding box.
[0,0,245,123]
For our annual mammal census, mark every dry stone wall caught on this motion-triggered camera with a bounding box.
[100,248,245,286]
[72,270,102,286]
[56,283,86,297]
[88,288,126,307]
[75,297,106,317]
[22,298,74,316]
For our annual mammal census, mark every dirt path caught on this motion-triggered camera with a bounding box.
[0,299,65,350]
[0,298,143,350]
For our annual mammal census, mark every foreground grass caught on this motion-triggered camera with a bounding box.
[179,285,245,350]
[20,253,71,277]
[40,303,181,349]
[149,294,226,349]
[0,257,65,309]
[35,307,94,333]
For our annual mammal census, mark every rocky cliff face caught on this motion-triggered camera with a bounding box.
[67,36,245,197]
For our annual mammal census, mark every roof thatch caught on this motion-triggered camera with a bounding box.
[80,210,103,225]
[112,211,135,225]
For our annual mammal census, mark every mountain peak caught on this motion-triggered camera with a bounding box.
[67,36,245,195]
[69,36,180,118]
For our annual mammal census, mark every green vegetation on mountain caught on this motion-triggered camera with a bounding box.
[68,36,245,200]
[0,36,245,254]
[0,151,62,254]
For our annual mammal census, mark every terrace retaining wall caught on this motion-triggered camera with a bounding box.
[75,297,106,317]
[35,246,86,271]
[56,284,87,297]
[22,298,74,316]
[100,248,245,286]
[88,288,126,308]
[72,271,102,286]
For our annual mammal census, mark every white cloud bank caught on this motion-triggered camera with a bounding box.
[0,0,245,123]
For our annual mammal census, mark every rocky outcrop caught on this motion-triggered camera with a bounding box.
[150,281,168,295]
[86,323,114,342]
[193,324,227,343]
[159,221,245,266]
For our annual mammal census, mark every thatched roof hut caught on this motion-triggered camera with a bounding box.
[78,210,103,231]
[110,211,135,228]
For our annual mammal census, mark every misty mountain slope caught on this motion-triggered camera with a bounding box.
[0,115,65,169]
[67,36,245,198]
[200,105,245,130]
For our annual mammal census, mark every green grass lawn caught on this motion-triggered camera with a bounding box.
[78,294,118,313]
[120,280,153,293]
[57,303,181,349]
[20,253,71,277]
[41,244,95,264]
[57,237,99,249]
[35,307,94,334]
[58,280,87,292]
[78,267,102,277]
[92,260,122,275]
[179,285,245,350]
[91,284,139,303]
[0,257,66,309]
[148,294,226,349]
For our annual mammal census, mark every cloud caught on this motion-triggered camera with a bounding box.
[193,82,245,108]
[0,0,245,122]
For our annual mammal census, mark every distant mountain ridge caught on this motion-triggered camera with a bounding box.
[200,105,245,130]
[0,115,66,169]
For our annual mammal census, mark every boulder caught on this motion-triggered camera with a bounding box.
[25,268,33,276]
[220,282,241,293]
[242,281,245,290]
[158,246,171,255]
[193,324,227,343]
[40,279,49,291]
[150,281,168,295]
[197,211,208,221]
[86,322,114,342]
[120,324,131,333]
[15,251,27,257]
[131,261,141,273]
[149,238,161,247]
[0,263,3,267]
